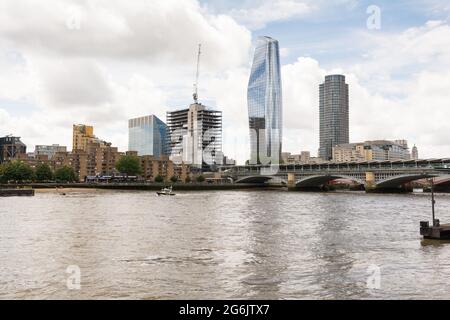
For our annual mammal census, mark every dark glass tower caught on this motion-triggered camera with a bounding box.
[319,74,349,161]
[247,36,282,165]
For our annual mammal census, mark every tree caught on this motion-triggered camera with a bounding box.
[1,161,35,183]
[0,164,5,184]
[55,166,77,182]
[154,175,164,183]
[170,175,178,183]
[116,155,142,176]
[196,175,205,183]
[35,163,54,182]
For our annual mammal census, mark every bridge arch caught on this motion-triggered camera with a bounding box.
[235,176,275,184]
[295,175,365,188]
[375,173,439,188]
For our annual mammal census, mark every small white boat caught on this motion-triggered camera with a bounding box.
[156,186,176,196]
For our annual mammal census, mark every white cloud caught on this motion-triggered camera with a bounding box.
[229,0,312,30]
[1,0,450,164]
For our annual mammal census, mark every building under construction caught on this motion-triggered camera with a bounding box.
[0,136,27,163]
[166,103,222,170]
[165,44,223,171]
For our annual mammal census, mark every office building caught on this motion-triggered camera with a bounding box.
[166,103,222,170]
[35,144,67,160]
[247,36,283,165]
[319,75,349,161]
[332,140,411,162]
[0,136,27,163]
[128,115,167,157]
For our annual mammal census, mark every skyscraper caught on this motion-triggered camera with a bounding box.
[411,145,419,160]
[166,103,222,170]
[128,115,167,157]
[319,74,349,161]
[247,36,283,165]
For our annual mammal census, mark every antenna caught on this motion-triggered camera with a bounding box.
[193,44,201,104]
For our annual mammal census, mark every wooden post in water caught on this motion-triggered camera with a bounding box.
[431,179,436,226]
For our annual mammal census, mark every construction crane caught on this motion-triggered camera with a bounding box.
[193,44,201,104]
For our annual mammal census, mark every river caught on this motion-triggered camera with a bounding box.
[1,189,450,299]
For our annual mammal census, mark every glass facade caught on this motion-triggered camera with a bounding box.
[247,36,283,165]
[128,115,167,157]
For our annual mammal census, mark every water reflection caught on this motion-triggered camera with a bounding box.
[1,190,450,299]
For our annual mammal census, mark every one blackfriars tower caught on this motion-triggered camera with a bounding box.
[247,36,283,165]
[319,74,349,161]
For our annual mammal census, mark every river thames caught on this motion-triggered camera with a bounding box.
[1,189,450,299]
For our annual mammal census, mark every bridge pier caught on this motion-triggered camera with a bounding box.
[364,172,376,193]
[287,173,296,188]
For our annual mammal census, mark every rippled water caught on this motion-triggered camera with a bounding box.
[1,189,450,299]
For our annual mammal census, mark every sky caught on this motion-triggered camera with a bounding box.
[1,0,450,164]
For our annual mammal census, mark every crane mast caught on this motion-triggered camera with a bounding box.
[193,44,201,104]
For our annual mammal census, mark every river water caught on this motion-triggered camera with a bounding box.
[1,189,450,300]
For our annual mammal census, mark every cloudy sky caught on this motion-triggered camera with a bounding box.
[1,0,450,164]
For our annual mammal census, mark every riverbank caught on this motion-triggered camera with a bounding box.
[1,182,273,192]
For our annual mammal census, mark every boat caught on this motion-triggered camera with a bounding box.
[420,179,450,240]
[156,186,176,196]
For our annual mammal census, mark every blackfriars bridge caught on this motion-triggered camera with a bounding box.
[221,159,450,192]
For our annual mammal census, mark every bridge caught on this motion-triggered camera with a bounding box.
[220,159,450,192]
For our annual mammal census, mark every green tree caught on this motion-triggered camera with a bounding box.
[0,164,5,184]
[55,166,77,182]
[170,175,178,183]
[154,175,164,183]
[1,161,35,183]
[35,163,54,182]
[116,155,142,176]
[196,175,205,183]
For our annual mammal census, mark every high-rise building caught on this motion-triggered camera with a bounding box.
[411,145,419,160]
[128,115,168,157]
[35,144,67,160]
[319,75,349,161]
[0,136,27,163]
[247,36,283,165]
[166,103,222,170]
[332,140,411,162]
[72,124,96,152]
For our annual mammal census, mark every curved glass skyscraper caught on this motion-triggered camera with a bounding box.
[247,36,282,165]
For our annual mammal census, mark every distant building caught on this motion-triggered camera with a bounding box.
[71,124,123,181]
[166,103,222,170]
[319,75,349,161]
[35,144,67,160]
[0,136,27,163]
[248,36,283,165]
[333,140,411,162]
[223,156,236,166]
[128,115,168,157]
[411,145,419,160]
[72,124,96,152]
[281,151,312,164]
